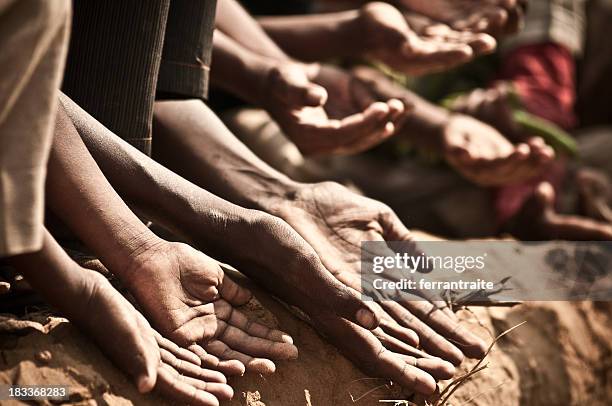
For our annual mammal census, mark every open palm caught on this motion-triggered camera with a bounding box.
[124,241,298,374]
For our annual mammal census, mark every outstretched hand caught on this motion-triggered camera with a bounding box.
[398,0,526,36]
[71,269,236,406]
[123,241,298,374]
[348,66,555,186]
[359,2,496,75]
[268,182,488,393]
[442,114,554,186]
[263,62,406,156]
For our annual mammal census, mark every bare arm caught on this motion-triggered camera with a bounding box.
[215,0,289,61]
[57,93,261,265]
[46,100,162,276]
[256,10,363,61]
[59,94,377,333]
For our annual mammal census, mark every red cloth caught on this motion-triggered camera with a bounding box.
[498,42,577,129]
[494,42,577,226]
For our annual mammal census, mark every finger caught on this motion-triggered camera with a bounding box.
[402,40,474,74]
[205,340,276,374]
[188,343,246,376]
[215,321,298,360]
[379,208,413,242]
[398,354,455,380]
[155,331,202,366]
[387,98,406,121]
[220,301,294,344]
[451,12,489,31]
[317,316,437,395]
[382,301,464,365]
[218,272,252,306]
[269,65,327,107]
[168,367,234,401]
[378,310,420,347]
[423,24,496,61]
[307,102,393,155]
[123,322,159,394]
[458,32,497,55]
[160,348,227,384]
[373,327,422,356]
[291,252,381,330]
[156,363,222,406]
[526,137,555,162]
[482,146,532,182]
[334,102,394,150]
[396,300,487,360]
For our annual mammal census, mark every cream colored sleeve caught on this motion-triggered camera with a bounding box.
[0,0,71,257]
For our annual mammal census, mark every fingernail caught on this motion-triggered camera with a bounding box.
[356,308,377,329]
[281,334,294,344]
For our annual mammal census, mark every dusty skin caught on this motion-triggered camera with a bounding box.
[1,263,610,405]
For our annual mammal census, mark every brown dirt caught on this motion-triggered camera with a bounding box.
[0,265,610,405]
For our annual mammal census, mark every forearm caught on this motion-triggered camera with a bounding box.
[257,11,364,61]
[8,230,88,319]
[58,94,264,264]
[152,99,299,214]
[46,103,161,277]
[398,91,451,152]
[211,30,274,106]
[216,0,289,61]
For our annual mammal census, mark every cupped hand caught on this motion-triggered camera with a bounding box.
[270,182,488,366]
[448,83,521,138]
[75,270,235,406]
[358,2,496,75]
[123,241,298,374]
[346,66,554,186]
[442,114,554,186]
[236,213,459,395]
[399,0,526,36]
[263,62,406,156]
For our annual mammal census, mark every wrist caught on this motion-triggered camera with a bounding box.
[241,172,303,214]
[245,56,280,107]
[406,103,452,154]
[336,10,365,57]
[112,230,166,283]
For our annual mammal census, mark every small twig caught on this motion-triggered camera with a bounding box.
[349,384,388,403]
[436,321,526,405]
[437,364,489,405]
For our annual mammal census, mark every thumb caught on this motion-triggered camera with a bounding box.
[322,275,380,330]
[218,270,253,306]
[269,64,327,108]
[132,332,159,394]
[361,2,413,50]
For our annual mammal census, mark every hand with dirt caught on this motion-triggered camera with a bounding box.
[398,0,526,36]
[359,2,496,75]
[442,114,554,186]
[10,232,236,406]
[185,206,459,395]
[123,240,299,374]
[265,182,489,391]
[78,272,237,406]
[263,62,405,156]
